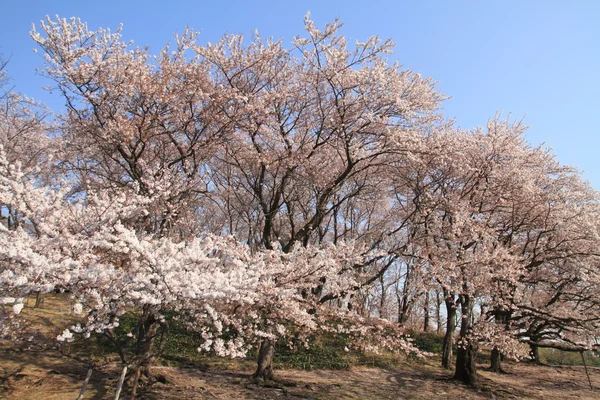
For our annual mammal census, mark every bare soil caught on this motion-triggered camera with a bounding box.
[1,348,598,400]
[2,297,598,399]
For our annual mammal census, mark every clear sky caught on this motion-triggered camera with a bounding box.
[2,1,599,188]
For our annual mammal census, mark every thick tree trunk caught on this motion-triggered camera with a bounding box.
[490,347,504,373]
[129,310,163,395]
[454,339,479,386]
[441,294,457,369]
[253,339,275,382]
[454,294,479,387]
[489,308,510,373]
[135,314,159,376]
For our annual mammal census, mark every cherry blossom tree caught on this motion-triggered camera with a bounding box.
[185,14,444,379]
[0,53,61,327]
[400,116,600,385]
[493,163,600,369]
[29,15,239,385]
[22,14,441,387]
[1,14,597,395]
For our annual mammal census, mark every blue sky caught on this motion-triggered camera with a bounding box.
[2,1,599,188]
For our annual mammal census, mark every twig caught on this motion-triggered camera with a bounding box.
[580,351,593,391]
[114,365,128,400]
[77,367,93,400]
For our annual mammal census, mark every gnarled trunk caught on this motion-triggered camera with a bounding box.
[253,339,275,382]
[135,313,159,376]
[454,294,479,386]
[441,293,457,369]
[130,309,168,397]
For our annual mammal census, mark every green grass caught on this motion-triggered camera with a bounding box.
[539,348,600,368]
[271,334,406,371]
[19,295,600,372]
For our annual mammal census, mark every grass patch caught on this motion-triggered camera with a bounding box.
[540,348,600,367]
[19,294,600,374]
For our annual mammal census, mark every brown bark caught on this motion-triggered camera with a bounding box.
[490,347,504,373]
[253,339,275,382]
[130,368,142,399]
[34,291,45,308]
[435,289,442,334]
[453,295,479,387]
[397,295,411,324]
[135,313,159,377]
[128,310,165,395]
[489,308,510,373]
[423,291,430,332]
[454,339,479,386]
[379,274,388,320]
[441,293,457,369]
[397,263,413,324]
[580,351,594,391]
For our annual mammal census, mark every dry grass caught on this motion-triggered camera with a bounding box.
[479,363,600,400]
[1,296,599,399]
[2,349,599,400]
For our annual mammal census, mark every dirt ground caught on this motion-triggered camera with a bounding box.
[1,348,599,400]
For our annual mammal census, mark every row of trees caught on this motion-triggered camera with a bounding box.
[2,15,599,391]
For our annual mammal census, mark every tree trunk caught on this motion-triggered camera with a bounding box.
[129,311,161,393]
[435,289,442,334]
[379,275,387,320]
[454,338,479,386]
[490,347,504,373]
[453,295,479,387]
[441,293,457,369]
[130,368,142,399]
[529,343,541,365]
[489,308,510,373]
[423,291,430,332]
[136,315,159,375]
[34,291,45,308]
[253,339,275,382]
[397,263,412,324]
